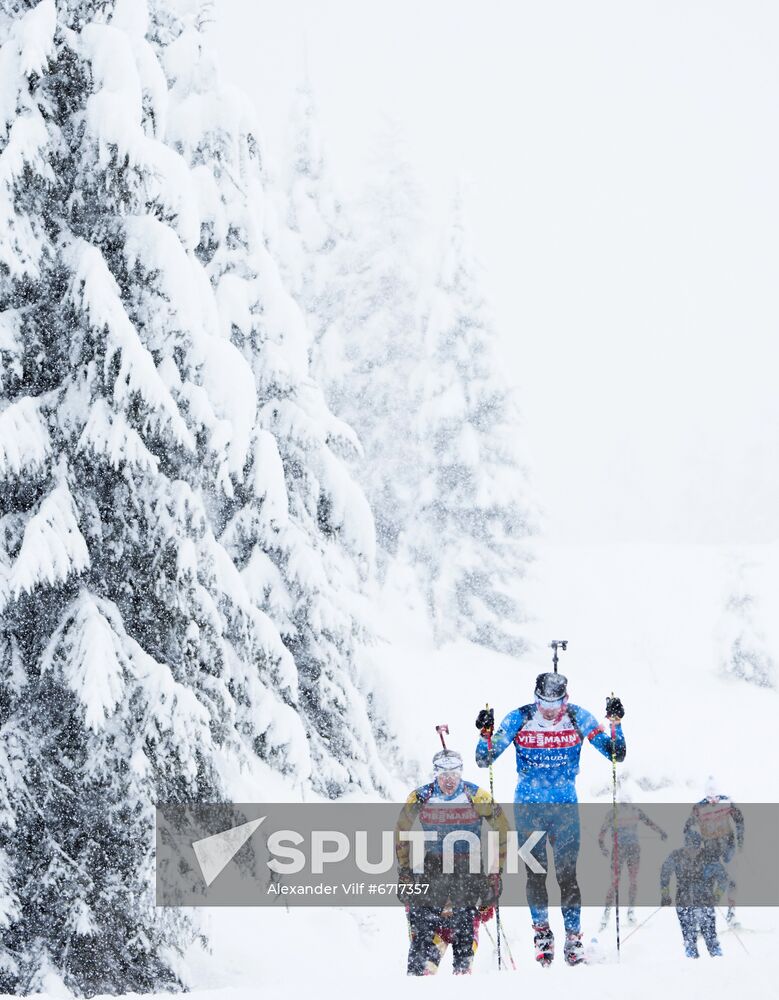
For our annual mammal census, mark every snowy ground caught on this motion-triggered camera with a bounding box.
[186,904,775,1000]
[175,541,777,999]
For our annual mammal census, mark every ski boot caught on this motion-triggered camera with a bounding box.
[564,931,586,966]
[725,906,740,929]
[599,907,610,931]
[627,908,636,926]
[533,923,554,967]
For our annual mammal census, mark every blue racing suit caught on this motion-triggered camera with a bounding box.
[476,702,626,932]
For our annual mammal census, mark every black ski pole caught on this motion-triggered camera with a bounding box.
[621,906,661,946]
[483,922,517,971]
[717,907,750,955]
[499,923,517,971]
[485,704,502,971]
[609,690,621,961]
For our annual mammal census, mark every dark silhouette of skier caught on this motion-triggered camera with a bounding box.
[661,829,729,958]
[684,778,744,927]
[599,789,668,928]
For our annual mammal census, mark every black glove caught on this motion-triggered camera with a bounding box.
[475,708,494,735]
[661,892,671,907]
[606,696,624,720]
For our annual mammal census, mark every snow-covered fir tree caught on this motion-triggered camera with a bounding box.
[0,0,399,991]
[154,4,401,796]
[273,76,352,401]
[326,127,426,566]
[403,193,534,654]
[717,556,775,688]
[275,107,535,648]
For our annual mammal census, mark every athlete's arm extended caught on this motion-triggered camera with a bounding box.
[638,808,667,838]
[577,707,626,763]
[731,803,745,848]
[475,708,525,768]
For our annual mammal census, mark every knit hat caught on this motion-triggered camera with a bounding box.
[432,749,463,773]
[535,672,568,703]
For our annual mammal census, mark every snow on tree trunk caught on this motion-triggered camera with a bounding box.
[717,554,775,688]
[404,192,535,654]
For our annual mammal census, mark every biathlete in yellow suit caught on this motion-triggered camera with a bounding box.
[395,748,508,975]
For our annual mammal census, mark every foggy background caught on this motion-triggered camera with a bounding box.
[214,0,779,545]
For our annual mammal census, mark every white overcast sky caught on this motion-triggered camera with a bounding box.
[214,0,779,545]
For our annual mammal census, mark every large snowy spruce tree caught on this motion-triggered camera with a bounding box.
[152,4,401,797]
[404,195,535,653]
[0,0,396,992]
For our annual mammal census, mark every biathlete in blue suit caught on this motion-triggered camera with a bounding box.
[475,671,626,966]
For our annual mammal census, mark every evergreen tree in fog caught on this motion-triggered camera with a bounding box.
[405,193,534,654]
[329,128,426,566]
